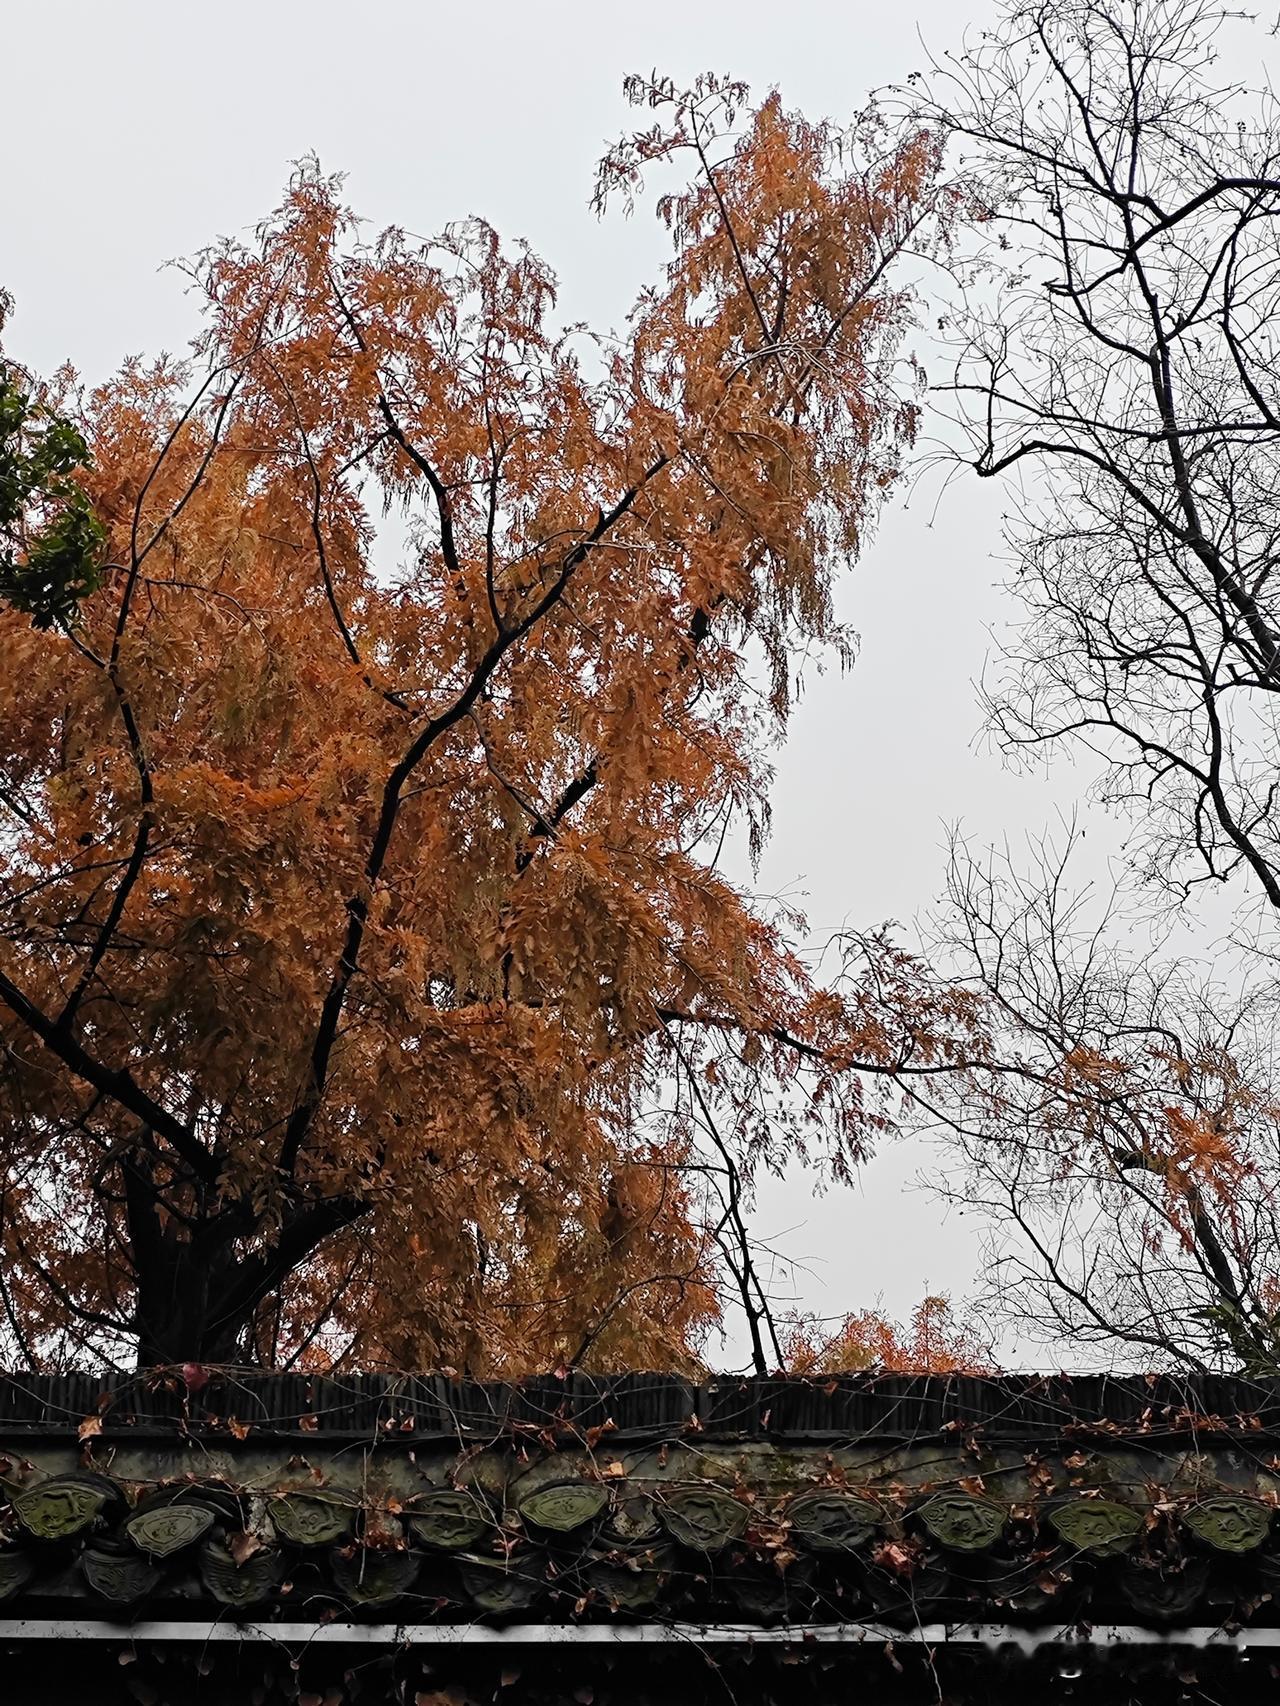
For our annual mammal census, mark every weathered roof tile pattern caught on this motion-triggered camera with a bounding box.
[0,1372,1279,1635]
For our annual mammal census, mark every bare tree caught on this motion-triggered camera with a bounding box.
[919,830,1280,1372]
[903,0,1280,1369]
[924,0,1280,915]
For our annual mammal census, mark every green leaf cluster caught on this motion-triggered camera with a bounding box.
[1193,1301,1280,1378]
[0,370,105,628]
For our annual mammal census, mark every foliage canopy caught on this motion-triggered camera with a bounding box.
[0,81,969,1372]
[0,296,104,629]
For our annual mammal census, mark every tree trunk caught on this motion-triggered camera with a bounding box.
[123,1146,369,1367]
[132,1239,246,1367]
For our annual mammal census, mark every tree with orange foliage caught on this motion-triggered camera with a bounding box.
[0,79,972,1372]
[783,1294,996,1375]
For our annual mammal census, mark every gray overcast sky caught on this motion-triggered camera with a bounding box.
[4,0,1095,1362]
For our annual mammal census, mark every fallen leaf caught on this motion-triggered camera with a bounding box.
[229,1529,264,1565]
[873,1540,917,1577]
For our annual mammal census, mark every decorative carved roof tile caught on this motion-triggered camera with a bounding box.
[1,1370,1280,1670]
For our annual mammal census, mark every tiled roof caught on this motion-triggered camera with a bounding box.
[0,1370,1278,1635]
